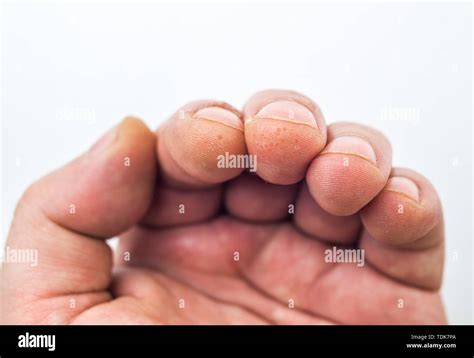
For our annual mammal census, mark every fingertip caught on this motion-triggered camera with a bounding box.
[360,168,442,246]
[117,116,157,160]
[306,122,392,216]
[157,100,246,188]
[243,89,327,185]
[306,154,385,215]
[38,117,158,237]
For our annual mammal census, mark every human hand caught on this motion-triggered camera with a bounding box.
[1,89,445,324]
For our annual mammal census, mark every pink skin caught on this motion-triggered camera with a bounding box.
[0,90,446,324]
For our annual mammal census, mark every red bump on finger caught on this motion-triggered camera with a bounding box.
[244,96,327,185]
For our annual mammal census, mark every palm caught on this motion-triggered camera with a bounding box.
[71,214,444,324]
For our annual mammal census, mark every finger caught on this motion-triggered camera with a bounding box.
[306,122,392,216]
[243,89,327,185]
[359,168,444,289]
[1,118,157,323]
[360,168,443,247]
[141,185,222,227]
[157,100,246,188]
[224,172,298,222]
[293,182,361,245]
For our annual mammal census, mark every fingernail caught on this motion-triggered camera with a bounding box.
[193,107,243,131]
[385,176,420,202]
[254,100,318,129]
[323,136,377,164]
[89,125,118,154]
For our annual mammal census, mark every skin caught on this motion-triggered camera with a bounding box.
[0,89,446,324]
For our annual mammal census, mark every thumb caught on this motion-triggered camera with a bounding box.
[1,117,157,323]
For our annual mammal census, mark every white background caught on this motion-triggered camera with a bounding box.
[1,1,472,324]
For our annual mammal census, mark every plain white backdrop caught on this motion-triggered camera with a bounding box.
[1,1,472,324]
